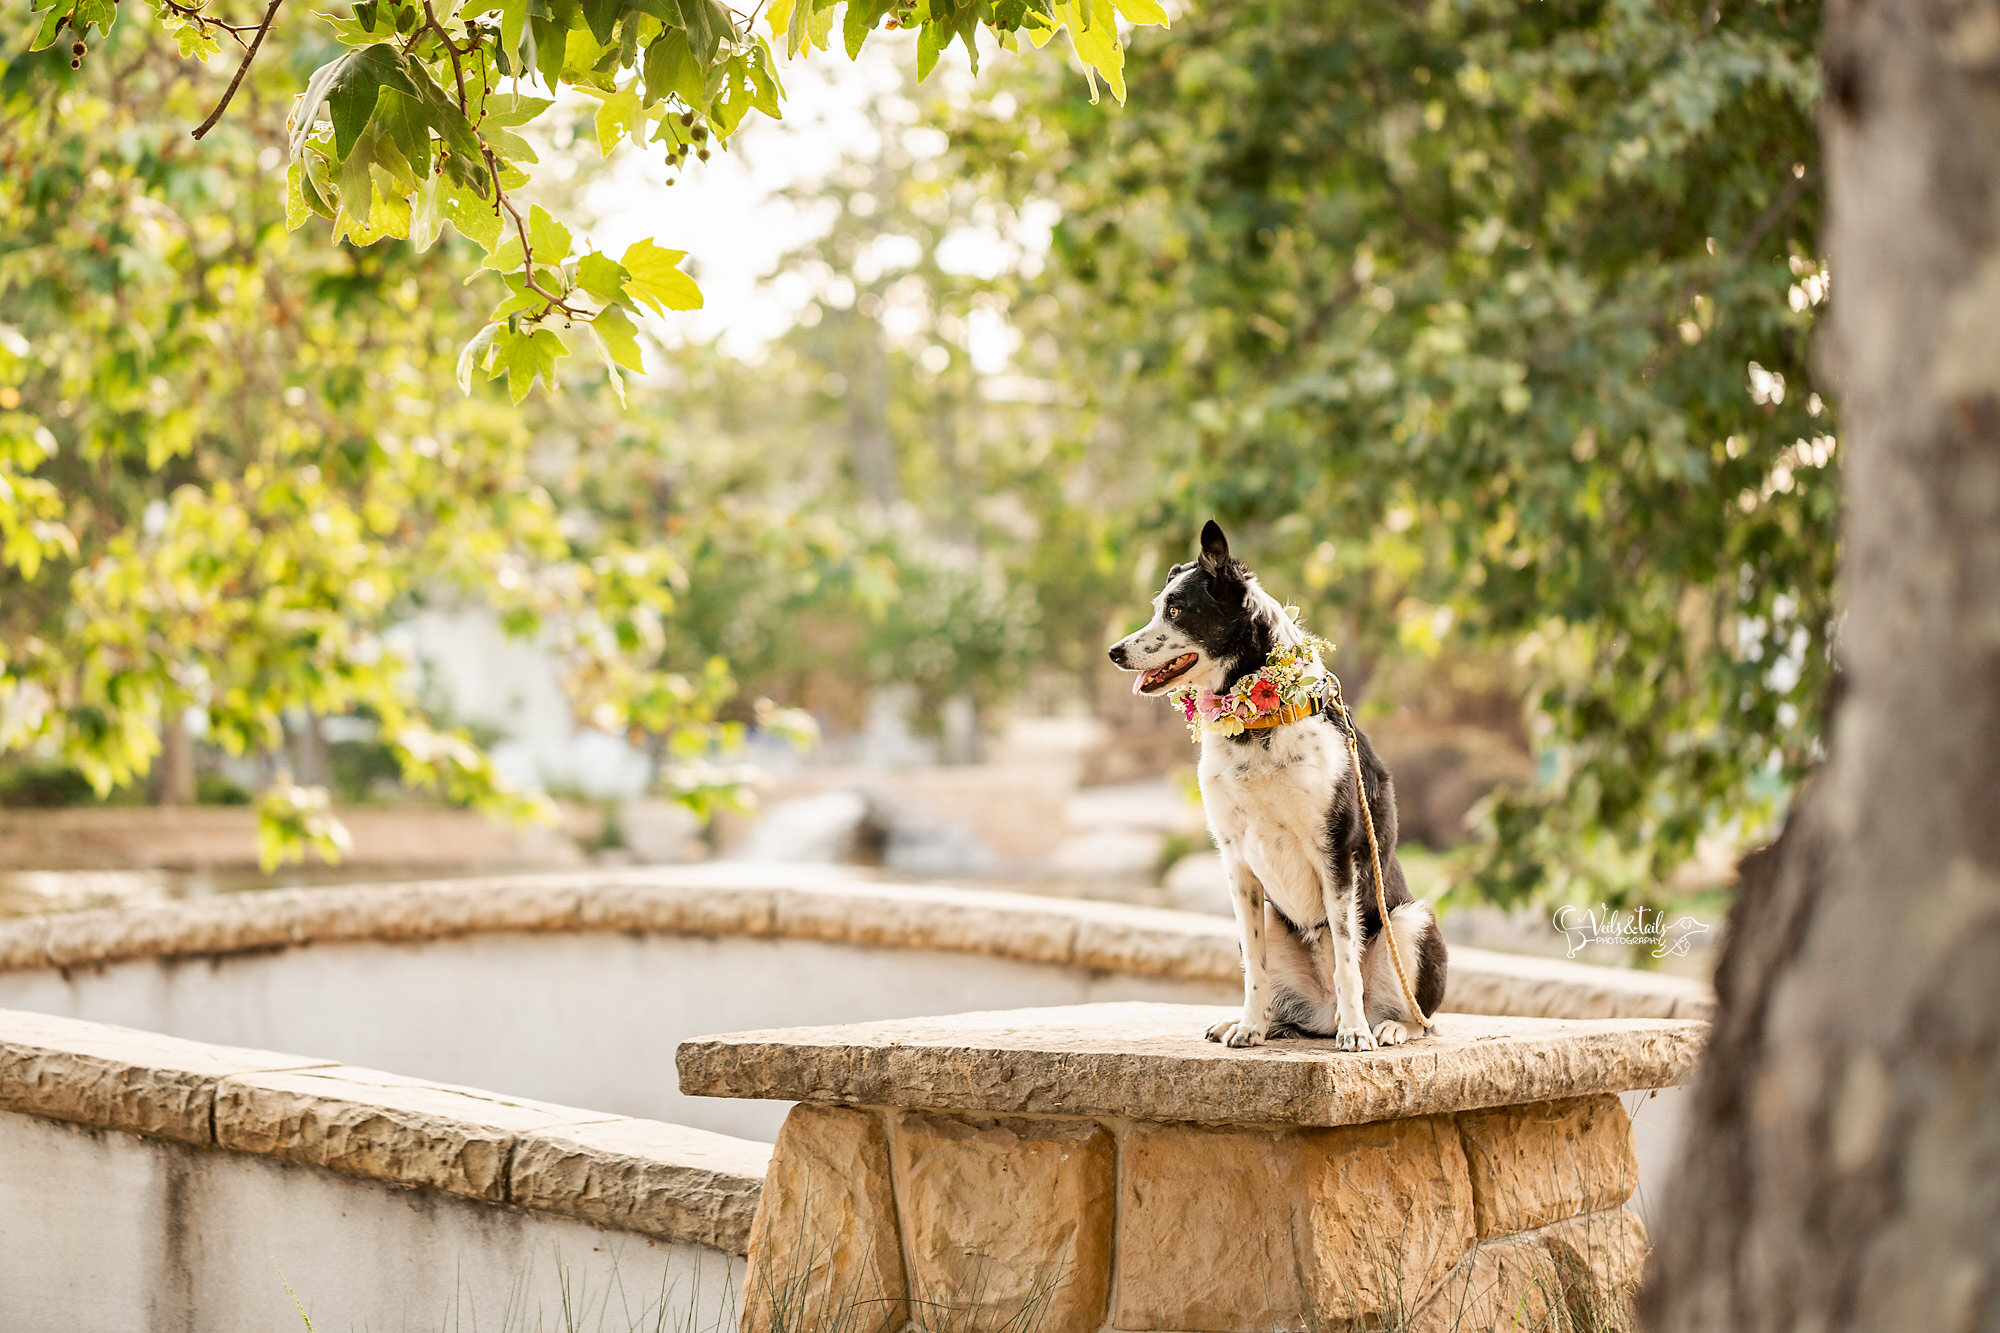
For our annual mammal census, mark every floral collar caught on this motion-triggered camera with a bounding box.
[1168,626,1334,739]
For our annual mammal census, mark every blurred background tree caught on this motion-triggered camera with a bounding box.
[3,0,1837,911]
[0,22,739,862]
[930,0,1835,905]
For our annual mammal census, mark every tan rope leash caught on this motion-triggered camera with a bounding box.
[1326,674,1437,1033]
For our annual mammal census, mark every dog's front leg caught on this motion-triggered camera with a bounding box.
[1206,848,1273,1047]
[1320,856,1375,1052]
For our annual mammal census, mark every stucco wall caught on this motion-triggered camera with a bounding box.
[0,1108,739,1333]
[0,931,1226,1143]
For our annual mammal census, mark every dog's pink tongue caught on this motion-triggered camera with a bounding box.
[1132,671,1150,695]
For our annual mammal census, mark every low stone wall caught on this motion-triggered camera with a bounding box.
[682,1003,1705,1333]
[0,867,1709,1186]
[0,1008,765,1332]
[0,864,1714,1022]
[0,873,1713,1331]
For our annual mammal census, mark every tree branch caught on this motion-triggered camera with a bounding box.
[1733,165,1816,262]
[483,148,581,320]
[421,0,469,111]
[191,0,285,141]
[159,0,262,47]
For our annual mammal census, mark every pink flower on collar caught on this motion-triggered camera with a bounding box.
[1248,678,1281,712]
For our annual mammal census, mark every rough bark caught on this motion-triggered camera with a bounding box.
[1642,3,2000,1329]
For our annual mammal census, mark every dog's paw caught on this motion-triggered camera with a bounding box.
[1206,1017,1270,1048]
[1332,1025,1379,1053]
[1372,1019,1412,1047]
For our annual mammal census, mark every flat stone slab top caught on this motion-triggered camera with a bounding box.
[0,1008,771,1253]
[677,1001,1706,1127]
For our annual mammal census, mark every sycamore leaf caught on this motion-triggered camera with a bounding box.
[1057,0,1125,104]
[1109,0,1167,23]
[592,303,646,373]
[917,21,940,81]
[166,13,224,59]
[489,0,529,70]
[489,326,566,403]
[482,91,554,126]
[284,163,310,231]
[440,177,503,253]
[642,28,704,108]
[675,0,731,62]
[29,5,66,50]
[531,11,568,89]
[843,0,892,58]
[596,87,645,154]
[488,272,546,321]
[577,252,631,304]
[620,239,702,313]
[581,0,620,42]
[743,45,782,117]
[481,203,573,272]
[456,323,501,394]
[321,45,423,161]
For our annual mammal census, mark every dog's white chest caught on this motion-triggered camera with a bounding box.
[1197,722,1348,926]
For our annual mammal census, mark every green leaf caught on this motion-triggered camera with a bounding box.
[456,322,501,393]
[284,163,310,231]
[596,87,645,153]
[487,272,547,320]
[30,5,67,51]
[619,239,702,313]
[642,27,704,108]
[577,251,632,304]
[440,177,503,252]
[581,0,621,43]
[741,46,782,118]
[1109,0,1167,24]
[482,91,555,127]
[71,0,114,34]
[493,0,529,68]
[483,204,574,273]
[410,169,445,252]
[843,0,892,58]
[779,0,813,58]
[674,0,731,62]
[591,303,646,372]
[532,3,573,91]
[1057,0,1124,104]
[917,21,940,81]
[325,45,422,161]
[167,15,224,59]
[489,326,567,402]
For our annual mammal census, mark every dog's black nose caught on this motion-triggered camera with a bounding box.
[1108,644,1128,667]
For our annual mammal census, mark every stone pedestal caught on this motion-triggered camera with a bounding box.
[678,1002,1704,1333]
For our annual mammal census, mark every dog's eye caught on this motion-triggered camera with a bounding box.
[1169,607,1181,619]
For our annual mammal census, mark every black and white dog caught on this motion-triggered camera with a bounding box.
[1108,521,1448,1050]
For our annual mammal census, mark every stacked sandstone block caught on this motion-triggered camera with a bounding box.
[678,1002,1705,1333]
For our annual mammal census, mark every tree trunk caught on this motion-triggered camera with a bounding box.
[151,712,196,806]
[1642,3,2000,1329]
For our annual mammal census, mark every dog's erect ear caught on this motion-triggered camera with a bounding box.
[1199,520,1230,570]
